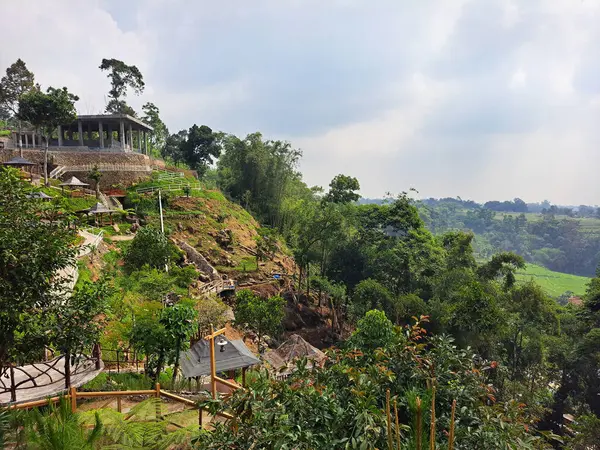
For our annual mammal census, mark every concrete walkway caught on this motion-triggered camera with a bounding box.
[0,357,104,405]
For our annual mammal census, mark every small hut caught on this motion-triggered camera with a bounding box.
[2,156,37,180]
[86,202,116,226]
[180,336,260,391]
[59,176,89,197]
[26,191,53,200]
[263,334,326,379]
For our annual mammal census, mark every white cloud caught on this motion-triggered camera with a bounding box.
[2,0,600,204]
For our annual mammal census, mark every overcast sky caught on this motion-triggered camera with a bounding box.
[3,0,600,204]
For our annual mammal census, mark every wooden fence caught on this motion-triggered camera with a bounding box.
[6,382,235,428]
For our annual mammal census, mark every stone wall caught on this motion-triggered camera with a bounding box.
[0,149,164,187]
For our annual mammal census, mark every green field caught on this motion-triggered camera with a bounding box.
[494,212,600,233]
[515,264,590,297]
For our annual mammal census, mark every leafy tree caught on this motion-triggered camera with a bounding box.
[159,302,197,382]
[141,102,168,157]
[180,124,221,175]
[88,165,102,199]
[196,295,229,336]
[323,174,360,204]
[0,167,77,375]
[17,86,79,185]
[350,278,395,321]
[49,279,111,388]
[477,251,525,291]
[234,290,285,353]
[0,59,35,119]
[99,58,144,115]
[347,309,396,351]
[162,130,188,163]
[124,227,178,272]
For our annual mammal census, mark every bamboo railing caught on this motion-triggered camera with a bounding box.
[7,382,235,427]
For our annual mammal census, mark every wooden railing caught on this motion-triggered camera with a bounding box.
[7,382,235,427]
[197,279,236,296]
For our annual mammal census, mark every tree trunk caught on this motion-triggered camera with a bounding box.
[172,342,180,384]
[306,263,310,299]
[155,352,164,384]
[64,349,71,389]
[44,136,49,186]
[95,181,100,199]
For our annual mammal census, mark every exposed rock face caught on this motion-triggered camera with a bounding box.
[177,240,220,281]
[216,229,233,249]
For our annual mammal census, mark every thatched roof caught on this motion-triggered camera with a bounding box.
[263,334,326,371]
[3,156,36,166]
[60,176,89,187]
[179,337,260,378]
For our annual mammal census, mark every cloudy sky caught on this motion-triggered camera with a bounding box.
[3,0,600,205]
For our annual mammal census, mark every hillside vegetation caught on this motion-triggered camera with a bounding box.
[516,263,590,297]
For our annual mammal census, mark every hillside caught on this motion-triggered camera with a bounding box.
[515,263,590,297]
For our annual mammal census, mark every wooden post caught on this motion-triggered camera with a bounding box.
[386,389,393,450]
[209,325,217,399]
[117,396,122,413]
[9,365,16,403]
[93,343,102,370]
[155,382,161,421]
[242,367,247,387]
[116,349,120,373]
[69,386,77,412]
[394,399,401,450]
[448,399,456,450]
[198,407,203,429]
[429,386,436,450]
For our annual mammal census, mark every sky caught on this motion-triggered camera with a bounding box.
[2,0,600,205]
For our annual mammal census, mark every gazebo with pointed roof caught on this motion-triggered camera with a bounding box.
[264,334,326,377]
[86,202,117,225]
[26,191,53,200]
[2,156,36,167]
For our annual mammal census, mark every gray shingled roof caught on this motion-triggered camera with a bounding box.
[60,176,89,187]
[179,337,260,378]
[263,334,326,371]
[3,156,36,166]
[87,202,115,214]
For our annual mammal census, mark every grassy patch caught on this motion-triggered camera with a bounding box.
[516,264,590,297]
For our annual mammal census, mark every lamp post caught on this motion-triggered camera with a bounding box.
[204,324,227,399]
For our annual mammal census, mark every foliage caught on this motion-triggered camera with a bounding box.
[196,295,229,336]
[88,165,102,198]
[123,227,179,272]
[0,58,36,117]
[234,290,285,351]
[347,309,396,351]
[99,58,144,115]
[0,167,78,370]
[17,86,78,184]
[323,173,360,204]
[198,319,550,449]
[141,102,169,157]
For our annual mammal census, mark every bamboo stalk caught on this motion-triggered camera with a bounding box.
[77,390,155,397]
[160,390,197,406]
[394,398,401,450]
[386,389,393,450]
[448,399,456,450]
[69,386,77,412]
[416,397,422,450]
[430,386,436,450]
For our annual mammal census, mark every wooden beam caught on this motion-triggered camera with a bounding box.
[160,390,197,406]
[204,327,226,340]
[215,376,241,390]
[77,390,155,398]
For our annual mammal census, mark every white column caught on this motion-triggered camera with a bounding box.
[78,121,84,146]
[128,123,133,151]
[31,132,35,148]
[138,129,142,153]
[98,122,104,148]
[24,133,28,148]
[143,131,148,155]
[120,120,125,150]
[57,126,63,146]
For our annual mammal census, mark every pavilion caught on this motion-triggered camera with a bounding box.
[179,336,260,382]
[2,156,37,180]
[60,176,89,196]
[10,114,153,154]
[86,202,117,225]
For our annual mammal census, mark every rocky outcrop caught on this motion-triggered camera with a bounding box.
[177,240,220,281]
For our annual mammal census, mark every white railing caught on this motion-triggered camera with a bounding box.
[63,163,151,173]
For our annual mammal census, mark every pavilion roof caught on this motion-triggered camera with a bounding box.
[61,114,153,132]
[87,202,115,214]
[263,334,326,371]
[26,191,53,199]
[180,336,260,378]
[60,176,89,187]
[2,156,36,166]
